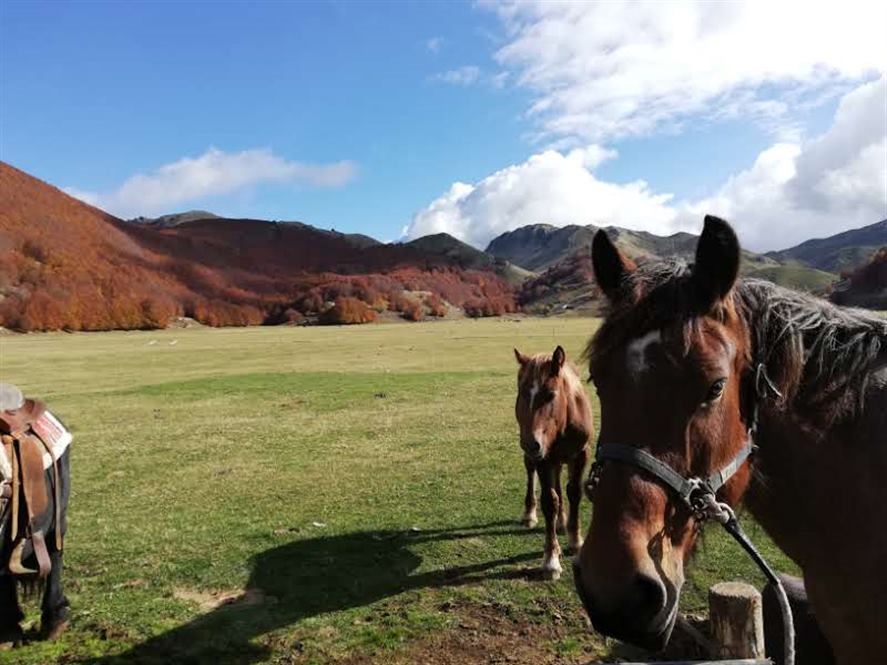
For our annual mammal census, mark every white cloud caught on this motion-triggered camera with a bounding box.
[432,66,482,87]
[406,78,887,252]
[481,0,887,144]
[65,148,357,218]
[681,76,887,249]
[426,37,444,53]
[406,146,676,248]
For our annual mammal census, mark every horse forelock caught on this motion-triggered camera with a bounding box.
[518,353,586,416]
[585,259,746,380]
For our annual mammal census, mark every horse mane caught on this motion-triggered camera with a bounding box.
[736,278,887,413]
[586,258,887,419]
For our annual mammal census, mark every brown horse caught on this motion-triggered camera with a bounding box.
[514,345,593,580]
[574,216,887,663]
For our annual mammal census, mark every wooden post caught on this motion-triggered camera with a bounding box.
[709,581,766,660]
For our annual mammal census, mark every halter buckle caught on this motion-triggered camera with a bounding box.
[686,478,712,522]
[584,461,603,501]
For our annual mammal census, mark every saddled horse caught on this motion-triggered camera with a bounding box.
[573,216,887,663]
[514,345,593,580]
[0,383,71,648]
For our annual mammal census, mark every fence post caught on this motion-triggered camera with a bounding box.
[709,581,766,659]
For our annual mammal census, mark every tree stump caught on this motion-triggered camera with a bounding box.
[709,581,766,659]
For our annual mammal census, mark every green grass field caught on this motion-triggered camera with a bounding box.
[0,319,796,664]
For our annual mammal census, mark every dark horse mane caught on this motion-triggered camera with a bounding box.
[587,259,887,422]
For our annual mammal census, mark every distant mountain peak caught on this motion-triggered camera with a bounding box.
[766,219,887,273]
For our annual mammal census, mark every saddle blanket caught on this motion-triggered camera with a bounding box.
[0,410,71,480]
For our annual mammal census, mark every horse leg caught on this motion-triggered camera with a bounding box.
[566,448,589,554]
[0,574,24,649]
[538,462,562,580]
[521,456,538,528]
[554,463,567,534]
[40,549,70,641]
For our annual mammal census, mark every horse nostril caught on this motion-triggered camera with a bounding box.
[523,439,542,457]
[631,573,667,620]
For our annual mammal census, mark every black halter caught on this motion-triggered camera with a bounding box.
[582,362,795,665]
[584,362,780,521]
[587,440,755,521]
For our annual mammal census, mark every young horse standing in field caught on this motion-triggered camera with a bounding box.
[574,216,887,664]
[514,346,593,580]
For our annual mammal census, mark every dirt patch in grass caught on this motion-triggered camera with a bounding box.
[335,600,606,665]
[172,587,270,612]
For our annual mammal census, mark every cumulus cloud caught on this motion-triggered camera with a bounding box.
[66,148,357,218]
[406,146,676,248]
[406,78,887,251]
[682,76,887,249]
[432,66,482,86]
[481,0,887,144]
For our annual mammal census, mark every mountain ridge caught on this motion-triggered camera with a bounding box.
[0,161,517,331]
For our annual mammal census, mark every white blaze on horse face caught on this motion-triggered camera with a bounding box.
[626,330,661,378]
[529,380,540,406]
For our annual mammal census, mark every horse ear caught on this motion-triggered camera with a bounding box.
[592,230,636,301]
[551,345,565,375]
[693,215,740,308]
[514,348,530,366]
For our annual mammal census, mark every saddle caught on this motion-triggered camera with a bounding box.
[0,395,63,579]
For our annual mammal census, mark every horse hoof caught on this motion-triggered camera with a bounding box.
[0,625,23,650]
[540,567,562,581]
[521,516,538,528]
[40,618,69,642]
[567,537,584,555]
[540,554,563,581]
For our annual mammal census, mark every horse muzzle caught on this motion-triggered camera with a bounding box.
[573,559,677,652]
[520,438,545,460]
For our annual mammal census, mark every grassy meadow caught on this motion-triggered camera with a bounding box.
[0,319,796,664]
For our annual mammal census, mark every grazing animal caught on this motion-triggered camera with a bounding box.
[514,345,593,580]
[573,216,887,664]
[0,383,72,649]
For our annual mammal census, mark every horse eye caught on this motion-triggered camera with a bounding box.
[705,378,727,402]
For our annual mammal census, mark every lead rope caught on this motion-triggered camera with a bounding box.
[588,360,795,665]
[697,492,795,665]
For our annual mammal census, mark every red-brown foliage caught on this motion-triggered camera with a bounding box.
[0,161,518,331]
[517,253,596,307]
[401,300,424,321]
[832,247,887,309]
[320,296,378,325]
[424,293,447,317]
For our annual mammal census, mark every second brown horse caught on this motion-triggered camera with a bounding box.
[514,345,593,580]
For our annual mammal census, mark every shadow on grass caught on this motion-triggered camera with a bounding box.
[77,521,541,664]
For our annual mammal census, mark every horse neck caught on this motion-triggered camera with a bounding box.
[741,291,887,571]
[558,366,591,440]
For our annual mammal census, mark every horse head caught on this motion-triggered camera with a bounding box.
[513,345,575,461]
[574,216,756,651]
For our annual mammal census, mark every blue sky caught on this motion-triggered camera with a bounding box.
[2,1,885,251]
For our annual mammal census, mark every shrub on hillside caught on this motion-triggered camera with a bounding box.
[832,247,887,309]
[320,296,377,325]
[401,300,424,321]
[424,293,447,317]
